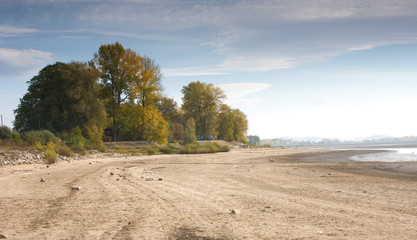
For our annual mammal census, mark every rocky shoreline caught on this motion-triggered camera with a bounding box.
[0,150,90,166]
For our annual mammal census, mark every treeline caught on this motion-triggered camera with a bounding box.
[14,42,248,146]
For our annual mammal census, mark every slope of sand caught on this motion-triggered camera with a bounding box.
[1,148,417,239]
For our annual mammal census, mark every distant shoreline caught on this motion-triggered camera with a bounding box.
[275,149,417,180]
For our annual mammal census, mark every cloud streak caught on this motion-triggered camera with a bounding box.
[3,1,417,75]
[0,48,54,78]
[0,25,38,37]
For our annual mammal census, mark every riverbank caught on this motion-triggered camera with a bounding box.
[1,148,416,239]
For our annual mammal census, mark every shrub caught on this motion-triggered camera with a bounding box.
[0,126,12,139]
[46,139,56,151]
[34,141,43,151]
[144,145,158,155]
[160,144,179,154]
[44,149,57,164]
[11,131,22,144]
[57,145,73,157]
[25,130,57,146]
[65,127,86,151]
[98,145,107,153]
[180,142,230,154]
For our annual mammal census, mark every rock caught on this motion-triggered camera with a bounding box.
[71,186,80,190]
[40,178,45,183]
[110,172,114,176]
[230,209,239,214]
[158,178,163,181]
[328,173,332,176]
[145,177,153,181]
[0,233,6,239]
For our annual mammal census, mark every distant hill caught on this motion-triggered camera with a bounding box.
[261,135,417,147]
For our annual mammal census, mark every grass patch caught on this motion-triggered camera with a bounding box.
[159,144,180,154]
[180,142,230,154]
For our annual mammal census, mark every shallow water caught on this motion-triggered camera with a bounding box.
[351,148,417,162]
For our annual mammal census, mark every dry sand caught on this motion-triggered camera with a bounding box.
[1,148,417,239]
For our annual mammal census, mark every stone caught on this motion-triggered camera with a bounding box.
[158,178,163,181]
[0,233,6,239]
[145,177,153,181]
[230,209,239,214]
[40,178,45,183]
[110,172,114,176]
[71,186,80,190]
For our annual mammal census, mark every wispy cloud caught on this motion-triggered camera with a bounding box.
[218,83,272,108]
[163,67,229,77]
[0,25,38,37]
[4,1,417,74]
[0,48,54,78]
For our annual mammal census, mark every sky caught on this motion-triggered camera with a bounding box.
[1,0,417,140]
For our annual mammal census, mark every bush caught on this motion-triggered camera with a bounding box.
[46,139,56,151]
[159,144,179,154]
[180,142,230,154]
[57,145,73,157]
[65,127,86,151]
[34,141,43,151]
[25,130,57,146]
[11,131,22,144]
[0,126,12,139]
[98,145,107,153]
[44,149,57,164]
[144,145,158,155]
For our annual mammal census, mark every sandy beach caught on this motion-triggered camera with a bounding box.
[1,148,417,239]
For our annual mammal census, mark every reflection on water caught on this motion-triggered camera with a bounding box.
[351,148,417,162]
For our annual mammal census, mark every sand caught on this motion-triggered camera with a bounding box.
[1,148,417,239]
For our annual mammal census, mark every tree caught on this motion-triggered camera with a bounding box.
[230,109,248,142]
[184,118,196,144]
[14,62,106,142]
[94,42,141,141]
[217,104,248,142]
[217,104,234,141]
[157,97,179,123]
[181,81,225,139]
[248,135,261,145]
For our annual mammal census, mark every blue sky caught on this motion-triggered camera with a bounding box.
[1,0,417,139]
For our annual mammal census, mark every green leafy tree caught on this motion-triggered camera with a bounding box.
[217,104,234,141]
[217,104,248,142]
[248,135,260,145]
[230,109,248,142]
[181,81,225,139]
[94,42,140,141]
[14,62,106,143]
[184,118,196,144]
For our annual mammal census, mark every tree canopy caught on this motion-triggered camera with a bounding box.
[14,62,106,137]
[181,81,225,139]
[14,43,251,145]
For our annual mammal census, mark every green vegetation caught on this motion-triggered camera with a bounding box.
[180,142,230,154]
[44,149,57,164]
[0,126,12,139]
[184,118,197,144]
[10,42,251,159]
[56,145,73,157]
[24,130,57,146]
